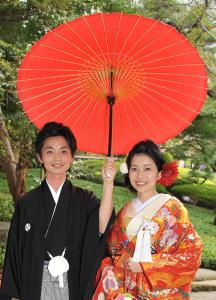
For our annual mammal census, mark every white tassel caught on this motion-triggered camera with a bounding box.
[140,230,152,262]
[132,230,144,262]
[132,229,153,263]
[59,274,64,288]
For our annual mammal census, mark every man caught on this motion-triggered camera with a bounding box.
[0,122,116,300]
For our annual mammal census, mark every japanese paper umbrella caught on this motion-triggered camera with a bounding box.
[17,12,208,155]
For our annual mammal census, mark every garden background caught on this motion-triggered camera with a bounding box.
[0,0,216,272]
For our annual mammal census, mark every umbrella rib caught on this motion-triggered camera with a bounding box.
[141,63,205,71]
[37,43,98,65]
[123,19,160,57]
[113,13,122,62]
[29,54,88,67]
[131,37,187,62]
[52,94,89,123]
[114,15,142,67]
[126,100,151,138]
[64,97,91,125]
[65,23,110,93]
[65,22,108,65]
[70,18,109,93]
[31,93,89,124]
[83,64,108,95]
[82,14,108,65]
[138,86,198,124]
[17,77,78,92]
[85,105,105,152]
[143,84,202,113]
[19,81,83,103]
[23,87,83,116]
[144,75,207,89]
[135,51,205,66]
[128,27,174,61]
[18,68,85,72]
[18,74,77,82]
[145,80,206,103]
[51,26,105,65]
[121,103,137,140]
[114,60,139,93]
[135,93,176,131]
[101,13,111,68]
[144,71,207,78]
[78,101,99,135]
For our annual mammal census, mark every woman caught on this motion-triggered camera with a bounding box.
[93,140,203,300]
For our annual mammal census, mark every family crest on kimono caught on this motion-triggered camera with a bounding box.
[0,122,116,300]
[93,140,203,300]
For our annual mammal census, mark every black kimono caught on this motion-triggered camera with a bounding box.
[0,180,114,300]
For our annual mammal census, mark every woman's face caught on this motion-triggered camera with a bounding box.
[129,154,161,198]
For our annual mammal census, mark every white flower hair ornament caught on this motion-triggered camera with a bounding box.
[119,162,128,174]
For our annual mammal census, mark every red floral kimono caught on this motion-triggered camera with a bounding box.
[93,195,203,300]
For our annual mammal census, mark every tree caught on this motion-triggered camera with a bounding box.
[0,0,215,201]
[0,39,36,201]
[137,0,216,179]
[0,1,78,202]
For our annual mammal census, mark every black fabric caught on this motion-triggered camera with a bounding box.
[0,180,115,300]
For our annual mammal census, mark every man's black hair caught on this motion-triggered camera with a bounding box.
[35,122,77,156]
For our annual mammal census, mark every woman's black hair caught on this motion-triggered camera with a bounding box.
[35,122,77,157]
[124,140,165,192]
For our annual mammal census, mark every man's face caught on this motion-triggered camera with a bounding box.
[38,136,73,178]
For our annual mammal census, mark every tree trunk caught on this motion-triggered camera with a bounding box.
[0,106,27,203]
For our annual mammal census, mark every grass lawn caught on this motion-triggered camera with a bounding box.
[0,170,216,270]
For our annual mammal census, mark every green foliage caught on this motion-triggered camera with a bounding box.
[162,151,174,163]
[0,192,14,221]
[68,159,92,180]
[171,183,216,208]
[0,244,6,271]
[0,40,22,100]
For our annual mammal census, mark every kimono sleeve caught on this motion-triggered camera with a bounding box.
[80,190,115,300]
[0,199,23,299]
[140,203,203,290]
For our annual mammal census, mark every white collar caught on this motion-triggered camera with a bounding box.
[133,194,161,214]
[46,180,65,204]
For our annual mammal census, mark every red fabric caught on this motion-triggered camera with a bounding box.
[17,13,207,154]
[93,198,203,300]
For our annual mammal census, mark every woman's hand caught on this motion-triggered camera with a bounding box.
[126,258,142,273]
[102,157,117,184]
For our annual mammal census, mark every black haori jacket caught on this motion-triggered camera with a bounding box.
[0,180,115,300]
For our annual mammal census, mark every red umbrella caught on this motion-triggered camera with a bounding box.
[17,12,208,155]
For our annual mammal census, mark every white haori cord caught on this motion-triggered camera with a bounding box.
[47,248,69,288]
[132,218,159,263]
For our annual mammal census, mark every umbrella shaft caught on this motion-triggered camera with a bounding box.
[108,103,113,157]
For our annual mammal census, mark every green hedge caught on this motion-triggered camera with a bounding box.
[171,184,216,209]
[185,203,216,270]
[0,244,6,271]
[0,193,14,221]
